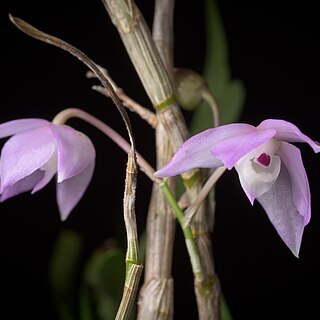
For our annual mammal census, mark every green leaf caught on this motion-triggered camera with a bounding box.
[49,229,84,295]
[49,229,84,320]
[79,283,94,320]
[221,294,233,320]
[85,248,125,295]
[190,0,246,134]
[189,101,213,135]
[83,247,126,320]
[219,79,246,124]
[203,0,230,94]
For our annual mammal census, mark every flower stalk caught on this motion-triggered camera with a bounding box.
[53,108,156,182]
[201,88,221,128]
[160,181,203,280]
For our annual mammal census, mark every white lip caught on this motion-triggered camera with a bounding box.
[235,138,282,203]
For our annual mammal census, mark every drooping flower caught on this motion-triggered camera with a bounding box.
[155,119,320,257]
[0,118,96,221]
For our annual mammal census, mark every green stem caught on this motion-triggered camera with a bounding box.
[160,181,204,283]
[115,151,143,320]
[116,263,142,320]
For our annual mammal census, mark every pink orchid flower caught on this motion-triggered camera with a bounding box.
[155,119,320,257]
[0,118,95,221]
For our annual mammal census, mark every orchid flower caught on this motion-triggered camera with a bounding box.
[155,119,320,257]
[0,118,96,221]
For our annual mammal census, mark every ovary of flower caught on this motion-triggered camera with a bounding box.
[0,118,96,221]
[155,119,320,257]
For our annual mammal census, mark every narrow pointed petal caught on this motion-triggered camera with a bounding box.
[50,125,96,182]
[155,123,257,177]
[0,127,56,193]
[257,164,305,257]
[211,129,276,169]
[56,162,95,220]
[277,142,311,224]
[235,155,281,204]
[0,119,49,139]
[0,170,44,201]
[258,119,320,153]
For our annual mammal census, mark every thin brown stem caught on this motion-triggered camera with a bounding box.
[92,85,157,128]
[86,69,157,128]
[184,166,226,228]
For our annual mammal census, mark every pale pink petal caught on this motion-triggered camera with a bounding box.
[50,125,96,182]
[0,119,49,139]
[277,142,311,224]
[235,155,281,204]
[257,163,305,257]
[32,148,58,193]
[211,129,276,169]
[0,127,56,193]
[0,170,44,201]
[258,119,320,153]
[56,162,95,220]
[155,123,257,177]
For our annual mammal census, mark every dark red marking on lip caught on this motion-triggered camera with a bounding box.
[256,153,271,166]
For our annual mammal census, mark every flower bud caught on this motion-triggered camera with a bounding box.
[173,68,206,111]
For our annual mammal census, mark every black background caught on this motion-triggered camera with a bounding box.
[1,0,320,319]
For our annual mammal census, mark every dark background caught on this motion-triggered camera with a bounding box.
[1,0,319,319]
